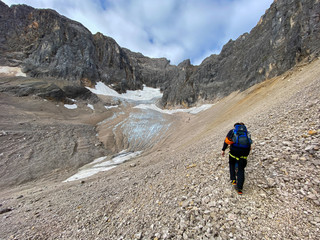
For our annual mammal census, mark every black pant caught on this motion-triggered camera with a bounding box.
[229,154,247,190]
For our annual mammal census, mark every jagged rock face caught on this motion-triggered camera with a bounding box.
[162,0,320,106]
[0,2,178,94]
[0,3,98,82]
[1,0,319,106]
[92,33,140,93]
[161,59,198,107]
[123,49,172,89]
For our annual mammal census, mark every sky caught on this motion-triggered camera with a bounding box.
[2,0,274,65]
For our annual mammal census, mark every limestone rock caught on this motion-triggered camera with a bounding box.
[1,1,320,107]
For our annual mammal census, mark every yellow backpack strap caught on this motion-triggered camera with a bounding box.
[229,153,239,160]
[229,153,247,160]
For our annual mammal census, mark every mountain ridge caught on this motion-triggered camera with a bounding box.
[163,0,320,106]
[1,0,319,107]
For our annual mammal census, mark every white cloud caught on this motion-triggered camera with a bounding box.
[222,0,272,43]
[2,0,273,65]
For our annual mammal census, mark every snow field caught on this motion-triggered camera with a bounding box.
[86,82,162,101]
[63,151,142,182]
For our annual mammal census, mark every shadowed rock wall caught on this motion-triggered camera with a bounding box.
[161,0,320,106]
[1,0,319,106]
[0,2,179,94]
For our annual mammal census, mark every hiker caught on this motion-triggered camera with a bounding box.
[221,122,252,194]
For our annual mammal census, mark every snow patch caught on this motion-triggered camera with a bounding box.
[0,66,26,77]
[64,104,78,109]
[63,151,142,182]
[63,166,116,182]
[87,104,94,110]
[87,82,212,115]
[87,82,119,97]
[86,82,162,101]
[105,105,119,109]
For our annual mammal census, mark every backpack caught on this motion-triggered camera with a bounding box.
[232,124,252,148]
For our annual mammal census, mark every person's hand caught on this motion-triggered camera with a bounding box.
[221,150,225,157]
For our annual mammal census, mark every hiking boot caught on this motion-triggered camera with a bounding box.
[237,189,243,195]
[231,180,237,185]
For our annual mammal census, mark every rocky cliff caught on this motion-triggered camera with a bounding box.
[1,0,320,107]
[162,0,320,106]
[0,2,180,95]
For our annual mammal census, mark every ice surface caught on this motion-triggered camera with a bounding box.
[120,110,171,150]
[134,103,213,115]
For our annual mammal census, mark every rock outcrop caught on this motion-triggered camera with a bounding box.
[0,2,179,95]
[0,76,100,103]
[162,0,320,106]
